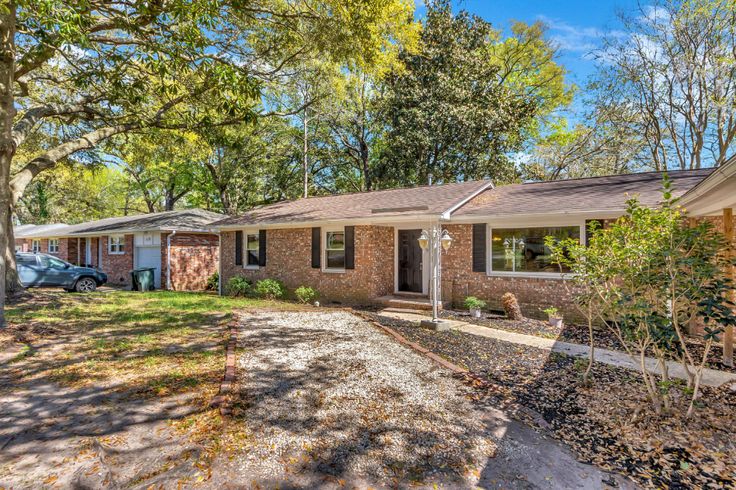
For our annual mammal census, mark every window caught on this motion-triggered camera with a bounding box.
[245,233,259,267]
[39,255,68,269]
[109,235,125,254]
[31,240,40,253]
[490,226,580,274]
[48,239,59,254]
[324,230,345,270]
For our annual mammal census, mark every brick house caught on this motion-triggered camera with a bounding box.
[13,209,223,290]
[214,167,736,324]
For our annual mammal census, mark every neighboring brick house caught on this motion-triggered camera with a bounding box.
[12,209,224,290]
[213,167,735,323]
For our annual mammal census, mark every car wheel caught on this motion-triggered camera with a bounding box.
[75,277,97,293]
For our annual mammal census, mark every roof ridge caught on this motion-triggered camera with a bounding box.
[518,167,714,187]
[290,179,490,202]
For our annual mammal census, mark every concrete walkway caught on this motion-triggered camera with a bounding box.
[376,309,736,389]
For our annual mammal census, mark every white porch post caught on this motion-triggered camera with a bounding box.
[418,222,452,330]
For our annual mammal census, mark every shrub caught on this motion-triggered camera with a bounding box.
[206,272,219,291]
[501,292,523,320]
[463,296,486,310]
[255,278,287,299]
[226,276,252,297]
[295,286,318,304]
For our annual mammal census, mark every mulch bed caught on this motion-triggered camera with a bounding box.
[363,311,736,489]
[440,309,736,374]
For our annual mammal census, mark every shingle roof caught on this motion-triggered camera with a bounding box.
[62,209,226,235]
[214,180,493,227]
[14,209,225,238]
[14,223,70,238]
[454,168,714,218]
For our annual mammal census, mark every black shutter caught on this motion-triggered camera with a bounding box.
[472,223,487,273]
[311,227,321,268]
[258,230,267,266]
[344,226,355,269]
[235,230,243,266]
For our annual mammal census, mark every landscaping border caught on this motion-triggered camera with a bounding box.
[211,317,238,417]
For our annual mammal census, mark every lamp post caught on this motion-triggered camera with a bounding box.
[417,223,453,330]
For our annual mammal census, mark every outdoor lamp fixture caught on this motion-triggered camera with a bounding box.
[417,230,429,250]
[440,229,453,251]
[417,226,453,331]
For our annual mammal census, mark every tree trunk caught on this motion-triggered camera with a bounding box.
[4,207,21,292]
[0,2,16,328]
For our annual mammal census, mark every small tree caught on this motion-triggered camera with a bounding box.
[550,175,736,416]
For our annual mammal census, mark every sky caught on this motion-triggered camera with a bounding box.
[415,0,643,90]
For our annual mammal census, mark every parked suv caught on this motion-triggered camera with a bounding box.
[16,253,108,292]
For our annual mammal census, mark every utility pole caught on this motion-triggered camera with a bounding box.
[303,106,308,198]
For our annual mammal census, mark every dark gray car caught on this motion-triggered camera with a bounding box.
[16,253,108,292]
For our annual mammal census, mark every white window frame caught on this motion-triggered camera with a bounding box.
[108,235,125,255]
[487,221,585,279]
[31,239,40,253]
[48,238,59,254]
[244,230,260,269]
[322,227,346,273]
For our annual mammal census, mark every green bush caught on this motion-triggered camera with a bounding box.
[226,276,252,297]
[255,278,287,299]
[463,296,486,310]
[206,272,219,291]
[295,286,318,304]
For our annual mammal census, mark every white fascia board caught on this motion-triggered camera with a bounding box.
[680,158,736,205]
[440,181,495,220]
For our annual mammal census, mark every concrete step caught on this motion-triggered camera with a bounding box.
[375,295,442,311]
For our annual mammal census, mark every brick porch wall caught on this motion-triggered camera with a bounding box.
[220,225,394,304]
[440,224,582,322]
[161,232,219,291]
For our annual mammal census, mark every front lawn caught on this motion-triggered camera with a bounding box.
[0,290,299,488]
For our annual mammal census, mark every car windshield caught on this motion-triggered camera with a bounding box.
[38,255,69,269]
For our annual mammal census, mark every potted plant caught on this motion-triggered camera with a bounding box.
[463,296,486,318]
[543,307,563,328]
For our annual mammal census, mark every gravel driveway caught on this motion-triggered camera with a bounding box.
[215,310,626,489]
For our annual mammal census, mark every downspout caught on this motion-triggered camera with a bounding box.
[218,232,222,296]
[166,231,176,290]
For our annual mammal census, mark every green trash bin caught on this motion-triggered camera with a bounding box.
[131,268,155,291]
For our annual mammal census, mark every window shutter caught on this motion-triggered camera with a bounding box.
[472,223,487,273]
[235,230,243,266]
[344,226,355,270]
[258,230,267,266]
[311,227,321,268]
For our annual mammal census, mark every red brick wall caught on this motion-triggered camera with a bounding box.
[161,232,219,291]
[36,237,72,262]
[99,234,134,286]
[220,225,394,304]
[14,238,30,252]
[440,224,582,322]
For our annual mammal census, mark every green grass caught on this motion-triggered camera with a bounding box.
[5,290,298,397]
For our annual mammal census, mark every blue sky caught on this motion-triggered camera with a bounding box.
[415,0,642,89]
